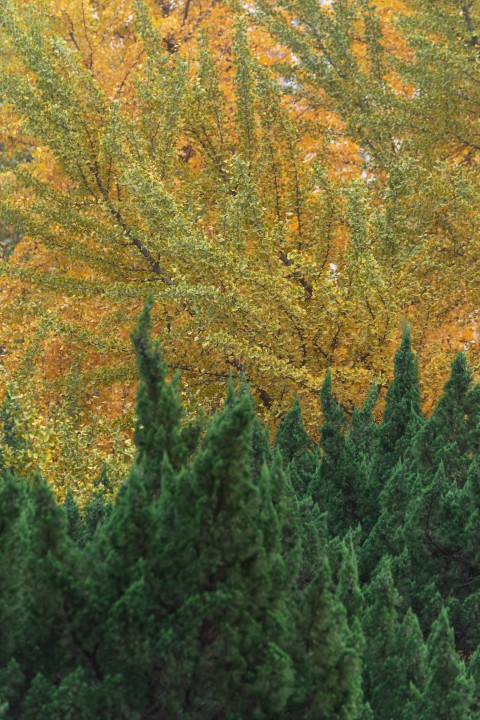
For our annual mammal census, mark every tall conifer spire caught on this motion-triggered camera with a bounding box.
[377,322,422,471]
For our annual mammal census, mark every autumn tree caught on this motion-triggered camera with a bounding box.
[0,0,414,486]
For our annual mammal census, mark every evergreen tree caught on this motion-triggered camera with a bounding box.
[274,396,317,499]
[316,369,363,533]
[416,352,480,486]
[404,462,467,629]
[348,383,378,464]
[64,489,84,545]
[130,295,199,497]
[360,460,415,577]
[83,464,113,539]
[151,389,294,719]
[373,323,422,486]
[420,608,474,720]
[398,609,428,720]
[336,539,363,625]
[362,556,403,718]
[288,556,364,720]
[467,645,480,717]
[1,303,480,717]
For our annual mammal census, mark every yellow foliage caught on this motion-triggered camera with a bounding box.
[0,0,479,492]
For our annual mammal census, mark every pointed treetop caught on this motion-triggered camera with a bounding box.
[422,607,474,720]
[376,322,422,473]
[416,351,476,483]
[130,297,187,489]
[274,396,313,465]
[321,368,346,429]
[224,376,237,411]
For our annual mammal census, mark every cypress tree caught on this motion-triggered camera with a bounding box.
[130,295,196,496]
[404,462,466,627]
[274,396,317,499]
[0,475,87,716]
[362,555,404,719]
[64,489,84,545]
[151,389,293,719]
[348,383,378,464]
[363,555,425,720]
[420,608,474,720]
[373,323,422,489]
[336,538,363,625]
[360,459,415,577]
[397,609,428,720]
[467,644,480,717]
[288,556,364,720]
[83,465,113,539]
[415,352,480,486]
[0,474,30,671]
[317,369,363,533]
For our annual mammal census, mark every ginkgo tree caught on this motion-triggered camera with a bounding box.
[0,1,395,415]
[1,0,480,492]
[256,0,480,395]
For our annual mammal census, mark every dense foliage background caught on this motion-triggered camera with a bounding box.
[1,1,480,715]
[1,0,480,493]
[1,302,479,718]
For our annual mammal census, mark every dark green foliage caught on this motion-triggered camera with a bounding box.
[274,396,316,498]
[1,313,480,717]
[348,384,378,464]
[420,608,474,720]
[415,352,480,485]
[374,322,422,483]
[316,369,364,534]
[362,556,403,718]
[289,557,364,720]
[130,295,197,495]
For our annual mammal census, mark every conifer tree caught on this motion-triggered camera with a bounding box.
[152,390,293,718]
[274,396,317,499]
[64,489,84,545]
[360,458,416,578]
[130,295,198,495]
[404,462,468,631]
[336,539,363,625]
[347,383,378,465]
[288,556,364,720]
[0,474,30,670]
[362,555,416,719]
[397,609,428,720]
[467,644,480,717]
[420,608,474,720]
[83,465,113,539]
[317,369,363,533]
[415,352,480,486]
[362,555,400,712]
[374,323,422,482]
